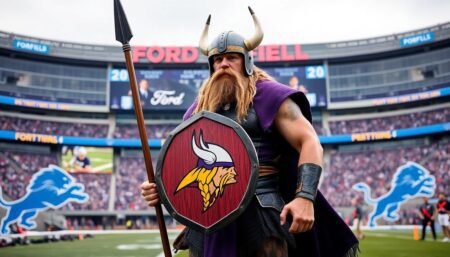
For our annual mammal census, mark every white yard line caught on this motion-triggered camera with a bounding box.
[369,232,442,242]
[92,163,113,172]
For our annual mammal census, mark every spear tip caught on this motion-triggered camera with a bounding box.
[114,0,133,44]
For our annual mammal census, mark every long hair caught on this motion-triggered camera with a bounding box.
[194,66,274,122]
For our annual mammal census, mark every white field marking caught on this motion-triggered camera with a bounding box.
[153,234,178,257]
[90,158,110,162]
[117,244,162,250]
[136,234,177,243]
[136,239,156,243]
[3,229,183,239]
[369,232,440,241]
[156,247,175,257]
[92,163,113,172]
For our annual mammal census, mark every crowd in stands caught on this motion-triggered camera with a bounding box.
[312,121,325,135]
[0,115,108,138]
[1,138,447,228]
[425,141,450,195]
[329,107,450,134]
[115,156,157,210]
[2,107,448,140]
[1,142,446,212]
[62,173,111,211]
[0,150,57,200]
[114,122,326,138]
[321,140,449,207]
[113,124,177,139]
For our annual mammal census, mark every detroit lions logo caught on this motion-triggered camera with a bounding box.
[175,130,237,212]
[0,165,88,234]
[352,162,435,227]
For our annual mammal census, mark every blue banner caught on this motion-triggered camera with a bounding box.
[371,86,449,106]
[400,32,435,48]
[0,95,104,112]
[12,39,50,54]
[1,122,448,147]
[0,130,162,148]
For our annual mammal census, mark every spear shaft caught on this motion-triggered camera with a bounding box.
[114,1,172,256]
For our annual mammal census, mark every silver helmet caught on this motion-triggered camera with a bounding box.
[198,7,264,76]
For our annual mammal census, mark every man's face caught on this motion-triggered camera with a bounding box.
[206,53,247,104]
[423,197,429,203]
[212,53,245,76]
[289,76,299,87]
[139,80,149,90]
[438,193,445,200]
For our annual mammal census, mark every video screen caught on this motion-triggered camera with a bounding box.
[109,68,208,111]
[61,146,113,174]
[265,66,328,107]
[110,65,327,110]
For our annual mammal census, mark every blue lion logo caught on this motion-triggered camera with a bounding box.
[352,161,435,227]
[0,165,88,234]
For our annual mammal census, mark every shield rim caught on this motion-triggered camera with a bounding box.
[155,111,259,234]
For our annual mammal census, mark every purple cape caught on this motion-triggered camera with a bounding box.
[183,80,358,257]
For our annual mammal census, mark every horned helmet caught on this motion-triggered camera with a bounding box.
[192,130,233,169]
[198,7,264,76]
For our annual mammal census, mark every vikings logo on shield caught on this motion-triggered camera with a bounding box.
[175,130,237,211]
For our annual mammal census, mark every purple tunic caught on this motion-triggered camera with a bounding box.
[183,80,311,129]
[183,80,357,257]
[183,80,308,257]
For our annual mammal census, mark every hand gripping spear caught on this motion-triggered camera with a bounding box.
[113,0,172,256]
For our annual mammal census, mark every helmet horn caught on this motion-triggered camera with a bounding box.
[199,131,209,150]
[192,131,216,165]
[244,6,264,51]
[199,15,211,56]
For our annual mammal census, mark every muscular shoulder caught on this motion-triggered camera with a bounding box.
[255,80,294,94]
[253,80,312,130]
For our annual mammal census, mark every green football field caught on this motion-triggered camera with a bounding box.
[2,230,449,257]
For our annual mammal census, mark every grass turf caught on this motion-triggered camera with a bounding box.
[1,230,449,257]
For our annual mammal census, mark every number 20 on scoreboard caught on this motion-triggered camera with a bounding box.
[305,66,327,79]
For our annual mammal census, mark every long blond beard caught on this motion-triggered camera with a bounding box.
[194,67,272,122]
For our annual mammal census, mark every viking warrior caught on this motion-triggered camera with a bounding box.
[142,7,358,257]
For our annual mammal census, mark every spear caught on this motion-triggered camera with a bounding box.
[113,0,172,256]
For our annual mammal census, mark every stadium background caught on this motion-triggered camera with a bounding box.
[0,20,449,256]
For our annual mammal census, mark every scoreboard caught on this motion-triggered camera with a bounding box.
[109,65,328,110]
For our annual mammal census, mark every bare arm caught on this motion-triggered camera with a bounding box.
[274,98,323,166]
[275,98,323,233]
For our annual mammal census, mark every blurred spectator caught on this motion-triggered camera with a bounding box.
[312,121,326,135]
[115,156,157,210]
[329,107,450,134]
[115,122,326,138]
[114,124,177,139]
[62,173,111,211]
[0,150,57,200]
[0,115,108,138]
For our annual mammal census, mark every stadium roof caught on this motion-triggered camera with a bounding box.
[1,22,449,63]
[1,0,450,46]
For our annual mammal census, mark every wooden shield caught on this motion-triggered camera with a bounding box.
[156,111,258,233]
